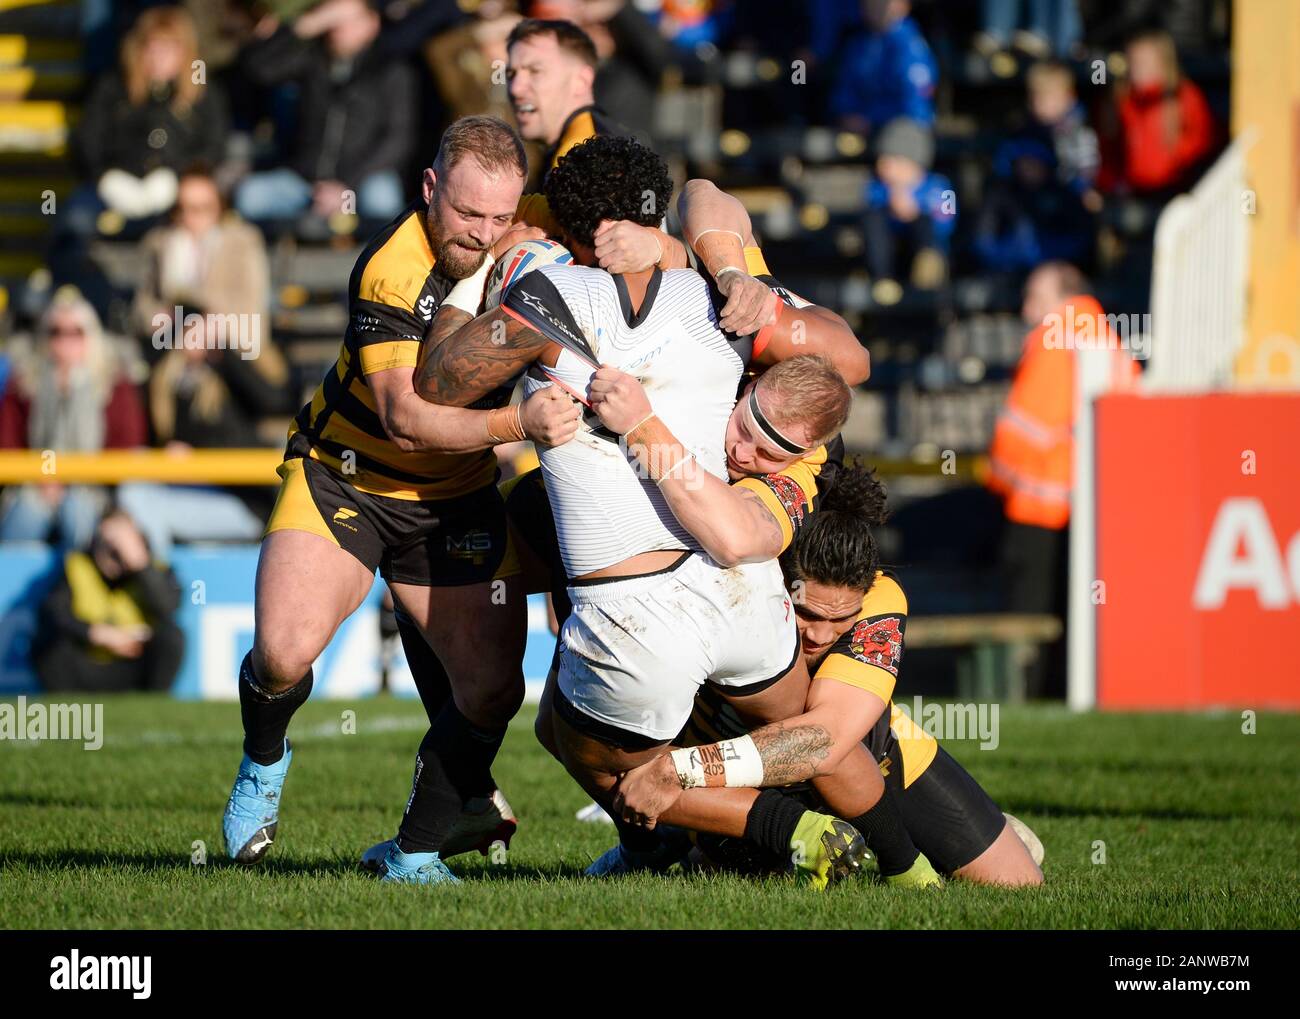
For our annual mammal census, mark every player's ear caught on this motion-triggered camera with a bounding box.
[422,168,437,205]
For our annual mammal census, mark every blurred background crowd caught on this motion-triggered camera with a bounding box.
[0,0,1232,696]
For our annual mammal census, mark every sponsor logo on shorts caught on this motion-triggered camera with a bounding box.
[762,473,807,530]
[333,506,359,532]
[848,615,904,676]
[446,529,493,563]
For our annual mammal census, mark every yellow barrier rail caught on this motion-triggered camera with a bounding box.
[0,449,990,485]
[0,449,284,485]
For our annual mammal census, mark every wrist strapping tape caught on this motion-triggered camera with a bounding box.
[671,735,764,789]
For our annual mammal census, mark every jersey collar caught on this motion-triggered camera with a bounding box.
[614,268,662,328]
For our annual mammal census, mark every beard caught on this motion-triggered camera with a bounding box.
[426,203,490,281]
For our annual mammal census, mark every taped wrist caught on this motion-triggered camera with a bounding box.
[487,404,525,444]
[670,735,765,788]
[690,228,746,278]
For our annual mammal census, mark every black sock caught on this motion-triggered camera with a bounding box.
[238,652,312,765]
[851,792,919,876]
[396,702,507,854]
[394,610,501,794]
[395,607,453,723]
[743,789,808,858]
[615,815,662,853]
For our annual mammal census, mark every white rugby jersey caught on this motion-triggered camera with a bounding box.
[503,264,747,578]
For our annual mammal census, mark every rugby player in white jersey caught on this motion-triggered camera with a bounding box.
[414,135,899,886]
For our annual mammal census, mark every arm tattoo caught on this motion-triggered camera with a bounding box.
[415,307,547,406]
[739,488,785,556]
[749,721,833,786]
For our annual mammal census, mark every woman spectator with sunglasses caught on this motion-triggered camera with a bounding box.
[0,287,147,549]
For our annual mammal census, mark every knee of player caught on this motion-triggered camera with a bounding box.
[252,640,317,694]
[460,678,525,728]
[534,708,560,761]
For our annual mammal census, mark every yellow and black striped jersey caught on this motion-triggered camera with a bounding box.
[733,438,842,554]
[813,572,937,786]
[686,570,937,788]
[285,200,499,501]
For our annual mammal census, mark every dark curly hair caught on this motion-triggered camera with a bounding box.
[543,136,673,248]
[780,459,888,594]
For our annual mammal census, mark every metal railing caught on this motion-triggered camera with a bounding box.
[1146,133,1255,390]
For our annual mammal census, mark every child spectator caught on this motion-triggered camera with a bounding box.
[1098,28,1218,196]
[831,0,936,136]
[861,118,955,289]
[33,508,184,694]
[1023,60,1100,205]
[0,288,146,549]
[70,6,229,237]
[974,137,1094,274]
[234,0,416,235]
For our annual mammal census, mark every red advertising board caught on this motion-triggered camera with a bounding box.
[1095,393,1300,708]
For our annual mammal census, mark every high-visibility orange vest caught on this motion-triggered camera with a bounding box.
[986,296,1139,529]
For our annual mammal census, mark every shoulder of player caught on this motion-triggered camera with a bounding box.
[551,107,604,165]
[861,571,908,618]
[660,266,714,299]
[354,206,437,313]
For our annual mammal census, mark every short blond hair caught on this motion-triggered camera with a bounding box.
[433,115,527,179]
[756,354,852,446]
[1026,60,1075,97]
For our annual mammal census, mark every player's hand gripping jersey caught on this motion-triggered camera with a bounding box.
[503,263,749,577]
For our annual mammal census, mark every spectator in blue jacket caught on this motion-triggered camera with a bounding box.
[861,118,955,290]
[831,0,937,136]
[1022,60,1100,204]
[973,136,1095,274]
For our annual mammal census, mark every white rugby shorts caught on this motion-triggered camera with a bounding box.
[557,551,799,742]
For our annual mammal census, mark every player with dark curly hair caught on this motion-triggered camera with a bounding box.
[542,135,675,248]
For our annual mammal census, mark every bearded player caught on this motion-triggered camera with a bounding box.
[220,116,582,884]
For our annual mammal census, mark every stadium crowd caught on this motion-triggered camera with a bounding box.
[0,0,1230,695]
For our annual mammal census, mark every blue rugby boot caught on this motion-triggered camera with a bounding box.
[223,739,292,864]
[366,841,460,885]
[585,826,692,877]
[359,839,393,875]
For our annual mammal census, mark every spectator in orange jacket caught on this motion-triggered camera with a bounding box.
[985,262,1139,695]
[1098,28,1218,196]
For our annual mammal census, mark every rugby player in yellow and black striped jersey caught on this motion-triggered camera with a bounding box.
[221,116,584,884]
[505,18,628,225]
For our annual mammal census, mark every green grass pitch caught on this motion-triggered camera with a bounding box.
[1,696,1297,929]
